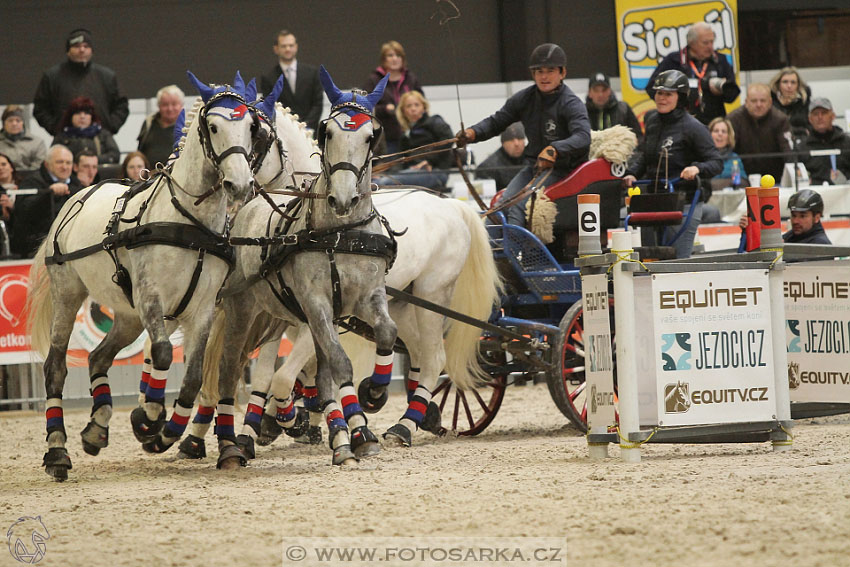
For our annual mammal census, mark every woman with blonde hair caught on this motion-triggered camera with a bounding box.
[708,117,746,182]
[362,40,423,154]
[769,67,810,144]
[374,90,453,191]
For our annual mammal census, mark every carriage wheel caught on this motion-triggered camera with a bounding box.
[545,299,618,433]
[431,372,507,436]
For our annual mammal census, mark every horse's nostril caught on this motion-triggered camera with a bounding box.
[351,196,360,207]
[327,196,336,208]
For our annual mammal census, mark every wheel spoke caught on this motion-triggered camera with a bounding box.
[563,365,585,374]
[568,381,586,402]
[452,389,461,430]
[436,381,451,411]
[459,390,475,428]
[471,387,491,412]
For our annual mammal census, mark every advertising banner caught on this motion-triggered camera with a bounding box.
[615,0,740,124]
[0,260,34,364]
[785,264,850,403]
[581,274,617,430]
[650,270,776,426]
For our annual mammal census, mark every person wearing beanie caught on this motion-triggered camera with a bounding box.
[585,72,642,141]
[32,28,129,135]
[476,122,527,190]
[0,105,47,170]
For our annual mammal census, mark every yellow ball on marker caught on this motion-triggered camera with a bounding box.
[760,174,775,188]
[628,186,641,197]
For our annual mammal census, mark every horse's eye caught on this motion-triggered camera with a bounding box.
[210,124,218,134]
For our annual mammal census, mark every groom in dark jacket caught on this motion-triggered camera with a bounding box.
[260,30,324,134]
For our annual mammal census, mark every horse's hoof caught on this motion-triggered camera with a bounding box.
[332,444,358,466]
[383,423,412,447]
[358,378,388,413]
[216,444,247,470]
[80,421,109,456]
[142,434,177,454]
[282,407,310,439]
[256,412,283,446]
[43,448,72,482]
[177,435,206,459]
[351,425,381,458]
[236,434,256,460]
[130,406,166,443]
[420,401,443,435]
[294,425,323,445]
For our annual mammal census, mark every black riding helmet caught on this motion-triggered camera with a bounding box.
[652,70,690,108]
[529,43,567,70]
[788,189,824,215]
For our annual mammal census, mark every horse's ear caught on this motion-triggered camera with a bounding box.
[233,70,246,96]
[246,78,258,102]
[364,73,389,112]
[319,65,344,106]
[172,109,186,150]
[187,71,215,102]
[258,74,284,121]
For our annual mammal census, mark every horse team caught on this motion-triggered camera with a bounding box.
[26,67,501,481]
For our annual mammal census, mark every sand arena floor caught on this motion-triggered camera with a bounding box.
[1,382,849,567]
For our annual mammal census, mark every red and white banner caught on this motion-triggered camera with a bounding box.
[0,260,34,364]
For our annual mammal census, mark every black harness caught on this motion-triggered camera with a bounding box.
[229,102,400,322]
[43,91,259,320]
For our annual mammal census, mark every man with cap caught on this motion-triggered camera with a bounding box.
[585,73,642,141]
[0,105,47,170]
[801,97,850,185]
[33,28,129,135]
[646,21,740,125]
[457,43,591,226]
[475,122,527,191]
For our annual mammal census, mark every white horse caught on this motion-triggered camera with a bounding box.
[26,71,281,481]
[184,78,501,462]
[197,66,400,468]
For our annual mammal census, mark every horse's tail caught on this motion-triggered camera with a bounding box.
[25,240,53,358]
[199,308,227,405]
[443,201,503,391]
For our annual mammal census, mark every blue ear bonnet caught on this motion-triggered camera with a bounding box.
[319,65,388,115]
[186,70,252,111]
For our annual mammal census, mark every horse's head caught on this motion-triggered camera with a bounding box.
[187,70,257,201]
[316,65,388,217]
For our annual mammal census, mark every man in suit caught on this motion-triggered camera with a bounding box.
[260,30,324,134]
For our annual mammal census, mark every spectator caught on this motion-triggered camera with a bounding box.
[120,151,150,181]
[623,70,722,258]
[801,97,850,185]
[585,73,642,140]
[362,41,423,154]
[374,91,454,191]
[137,85,184,166]
[646,22,740,125]
[13,145,82,257]
[0,152,18,220]
[708,117,746,181]
[73,149,99,187]
[51,96,120,164]
[33,29,129,135]
[260,30,323,133]
[476,122,526,191]
[727,83,791,182]
[768,67,811,146]
[0,106,47,171]
[458,44,591,227]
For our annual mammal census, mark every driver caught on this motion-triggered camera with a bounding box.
[622,70,722,258]
[457,43,590,227]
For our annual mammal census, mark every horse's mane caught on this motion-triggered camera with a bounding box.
[274,102,319,152]
[175,98,205,157]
